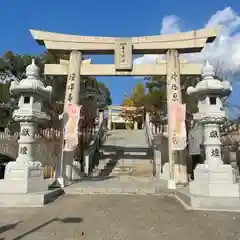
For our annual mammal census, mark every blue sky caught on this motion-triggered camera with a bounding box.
[1,0,240,115]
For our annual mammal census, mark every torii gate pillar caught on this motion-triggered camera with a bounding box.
[57,50,82,187]
[166,49,187,188]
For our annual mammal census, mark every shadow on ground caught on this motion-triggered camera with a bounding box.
[0,221,22,235]
[6,217,83,240]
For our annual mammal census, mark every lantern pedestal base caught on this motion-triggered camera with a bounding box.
[175,164,240,212]
[0,162,48,194]
[175,186,240,212]
[190,164,240,197]
[0,162,64,207]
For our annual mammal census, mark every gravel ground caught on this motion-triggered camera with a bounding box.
[1,194,240,240]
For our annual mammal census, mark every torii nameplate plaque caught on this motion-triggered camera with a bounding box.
[114,39,132,71]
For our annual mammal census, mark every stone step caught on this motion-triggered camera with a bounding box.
[101,153,149,158]
[96,162,152,172]
[92,153,154,177]
[97,160,111,168]
[101,151,116,156]
[116,163,152,168]
[116,159,152,164]
[97,162,152,171]
[93,164,117,177]
[93,166,110,174]
[110,172,132,177]
[115,164,152,169]
[94,158,111,167]
[64,177,168,195]
[111,169,132,175]
[110,172,153,177]
[65,186,161,195]
[111,163,153,176]
[102,148,149,152]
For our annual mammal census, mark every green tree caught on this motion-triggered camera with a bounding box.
[121,82,146,107]
[144,75,199,115]
[131,82,146,107]
[97,81,112,105]
[120,82,146,125]
[0,51,112,103]
[0,51,112,128]
[144,76,167,112]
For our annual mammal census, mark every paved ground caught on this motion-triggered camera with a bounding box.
[1,194,240,240]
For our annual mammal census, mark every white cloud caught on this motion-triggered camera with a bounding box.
[133,15,180,65]
[134,54,160,64]
[205,7,240,35]
[185,7,240,79]
[134,7,240,81]
[160,15,181,35]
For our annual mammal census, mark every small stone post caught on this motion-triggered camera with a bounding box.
[99,110,104,126]
[145,112,150,122]
[108,108,112,130]
[134,120,138,130]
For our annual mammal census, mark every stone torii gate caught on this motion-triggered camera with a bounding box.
[107,105,145,130]
[30,27,218,187]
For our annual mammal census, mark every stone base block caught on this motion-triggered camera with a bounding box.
[0,188,64,207]
[190,164,240,197]
[176,187,240,212]
[0,162,48,193]
[190,181,240,197]
[160,163,188,184]
[194,164,236,183]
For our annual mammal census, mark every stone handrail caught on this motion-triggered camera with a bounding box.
[84,119,107,175]
[144,119,162,179]
[144,120,154,156]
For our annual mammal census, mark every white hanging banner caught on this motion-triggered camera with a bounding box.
[63,104,82,151]
[171,102,187,150]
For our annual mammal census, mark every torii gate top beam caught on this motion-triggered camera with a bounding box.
[30,27,218,55]
[108,106,144,111]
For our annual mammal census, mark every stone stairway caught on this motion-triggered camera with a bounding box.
[92,130,153,178]
[64,129,167,195]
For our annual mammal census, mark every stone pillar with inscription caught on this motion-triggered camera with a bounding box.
[67,51,82,106]
[0,59,52,194]
[166,49,187,188]
[58,51,82,186]
[187,61,240,199]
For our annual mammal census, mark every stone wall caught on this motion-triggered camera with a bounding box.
[0,130,61,167]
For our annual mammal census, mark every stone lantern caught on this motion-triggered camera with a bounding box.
[186,61,240,207]
[0,59,52,194]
